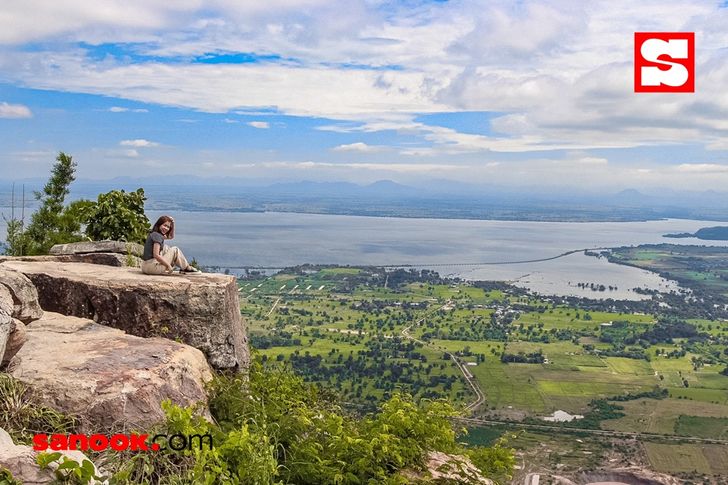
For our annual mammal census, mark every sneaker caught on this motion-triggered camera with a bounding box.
[181,266,201,274]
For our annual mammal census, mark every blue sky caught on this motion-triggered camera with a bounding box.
[1,1,728,191]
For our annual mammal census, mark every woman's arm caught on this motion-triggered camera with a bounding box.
[153,242,173,272]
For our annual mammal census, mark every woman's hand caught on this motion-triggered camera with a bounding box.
[168,218,176,239]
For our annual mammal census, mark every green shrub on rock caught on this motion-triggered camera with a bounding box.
[83,188,150,244]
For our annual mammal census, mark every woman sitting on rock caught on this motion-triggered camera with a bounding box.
[141,215,201,275]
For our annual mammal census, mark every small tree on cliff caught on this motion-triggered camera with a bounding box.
[19,152,90,255]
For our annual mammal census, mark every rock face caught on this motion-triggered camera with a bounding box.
[0,427,105,484]
[0,260,248,370]
[0,266,43,323]
[46,241,144,267]
[8,312,213,432]
[2,319,27,366]
[0,286,14,363]
[401,451,494,484]
[1,253,134,267]
[50,240,144,257]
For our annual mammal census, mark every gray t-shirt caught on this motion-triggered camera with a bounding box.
[143,231,165,261]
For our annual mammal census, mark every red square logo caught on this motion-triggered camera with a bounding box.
[635,32,694,93]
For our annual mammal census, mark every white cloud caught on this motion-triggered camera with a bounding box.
[676,163,728,173]
[1,0,728,187]
[109,106,148,113]
[0,102,32,118]
[332,142,384,153]
[0,54,443,119]
[120,139,159,147]
[105,148,140,158]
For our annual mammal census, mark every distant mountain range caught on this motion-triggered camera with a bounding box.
[2,178,728,222]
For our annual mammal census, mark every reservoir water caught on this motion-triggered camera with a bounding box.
[3,208,727,300]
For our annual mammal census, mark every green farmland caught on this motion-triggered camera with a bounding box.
[240,264,728,483]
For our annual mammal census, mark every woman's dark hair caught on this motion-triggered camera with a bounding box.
[151,215,174,234]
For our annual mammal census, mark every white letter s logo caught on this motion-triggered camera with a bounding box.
[640,39,689,87]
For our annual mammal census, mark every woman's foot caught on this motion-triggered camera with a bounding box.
[181,266,201,274]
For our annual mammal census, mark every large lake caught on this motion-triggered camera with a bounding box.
[3,209,727,300]
[148,212,724,300]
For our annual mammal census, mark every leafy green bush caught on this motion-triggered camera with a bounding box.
[83,188,150,244]
[36,452,101,484]
[467,436,517,485]
[107,357,512,484]
[0,466,21,485]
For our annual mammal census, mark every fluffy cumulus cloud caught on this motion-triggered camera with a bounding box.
[1,0,727,186]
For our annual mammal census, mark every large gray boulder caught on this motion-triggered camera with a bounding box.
[0,267,43,323]
[8,312,213,432]
[0,286,14,364]
[0,260,248,370]
[50,240,144,257]
[2,319,27,366]
[0,252,137,267]
[55,253,134,267]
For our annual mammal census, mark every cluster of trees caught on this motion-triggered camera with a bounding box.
[3,152,150,256]
[500,350,545,364]
[640,318,705,344]
[260,335,466,404]
[386,268,444,289]
[575,282,617,292]
[250,332,302,349]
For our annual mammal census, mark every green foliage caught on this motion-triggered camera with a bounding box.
[36,452,101,484]
[22,152,88,254]
[125,242,139,267]
[108,399,278,485]
[83,188,150,244]
[107,358,511,484]
[0,466,21,485]
[4,153,151,254]
[17,152,90,255]
[466,435,517,485]
[0,374,77,444]
[564,399,625,430]
[1,217,24,256]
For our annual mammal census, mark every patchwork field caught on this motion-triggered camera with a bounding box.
[241,263,728,482]
[602,398,728,435]
[241,266,728,420]
[644,442,728,475]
